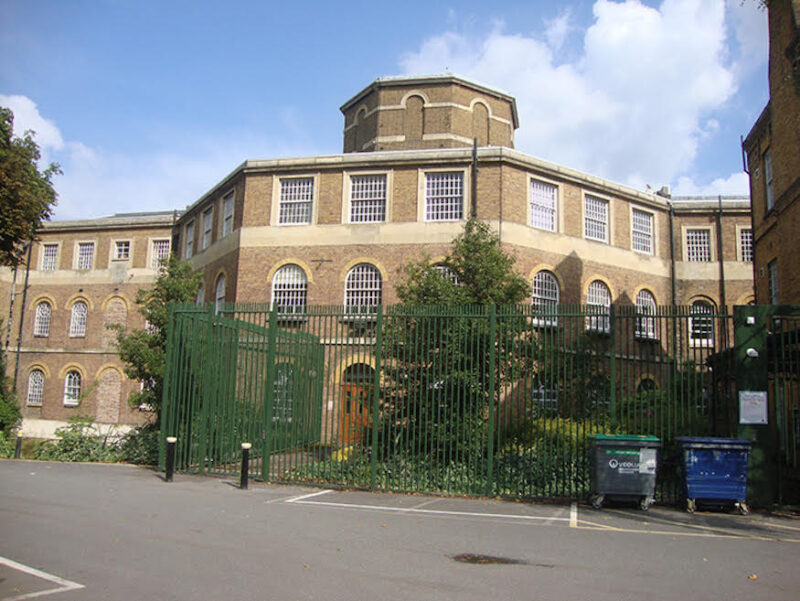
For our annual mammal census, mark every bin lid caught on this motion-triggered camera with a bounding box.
[675,436,751,448]
[590,434,660,442]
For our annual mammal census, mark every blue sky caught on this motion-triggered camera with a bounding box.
[1,0,768,220]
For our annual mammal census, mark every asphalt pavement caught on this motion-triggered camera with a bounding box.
[1,460,799,601]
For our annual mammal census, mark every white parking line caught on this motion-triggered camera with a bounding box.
[283,489,333,503]
[0,556,84,601]
[289,498,571,523]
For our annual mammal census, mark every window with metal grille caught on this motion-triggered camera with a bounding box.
[350,174,386,223]
[686,229,711,262]
[425,172,463,221]
[434,264,460,285]
[531,271,559,326]
[69,301,88,337]
[76,242,94,270]
[635,289,657,339]
[586,280,611,333]
[202,208,213,249]
[272,264,308,314]
[768,260,779,304]
[584,195,608,242]
[214,274,226,314]
[185,221,194,258]
[764,149,774,210]
[279,178,314,225]
[530,179,557,231]
[151,239,170,269]
[222,192,234,236]
[63,371,81,406]
[114,241,130,260]
[272,364,294,423]
[690,300,714,347]
[739,228,753,262]
[27,369,44,406]
[531,377,558,414]
[33,302,51,337]
[632,209,653,254]
[345,264,382,312]
[41,244,58,270]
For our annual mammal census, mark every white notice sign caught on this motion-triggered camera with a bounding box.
[739,390,768,425]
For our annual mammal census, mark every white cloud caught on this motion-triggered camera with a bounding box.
[400,0,752,194]
[1,94,65,168]
[673,171,750,196]
[545,10,572,52]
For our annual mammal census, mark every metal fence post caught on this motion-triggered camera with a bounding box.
[609,304,617,430]
[261,304,278,481]
[370,305,383,490]
[486,304,497,496]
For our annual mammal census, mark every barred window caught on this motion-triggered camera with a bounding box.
[272,364,294,423]
[151,239,170,269]
[532,271,559,326]
[686,229,711,262]
[214,274,226,314]
[202,208,213,249]
[434,264,460,285]
[739,228,753,262]
[584,195,608,242]
[76,242,95,270]
[768,260,779,304]
[635,289,657,340]
[185,221,195,258]
[279,178,314,225]
[586,280,611,333]
[69,301,88,337]
[222,192,234,237]
[272,264,308,314]
[350,174,386,223]
[530,179,557,231]
[425,172,463,221]
[27,369,45,406]
[114,241,130,260]
[345,264,382,312]
[63,371,81,406]
[690,300,714,347]
[41,244,58,271]
[34,302,51,337]
[764,149,774,211]
[632,209,653,254]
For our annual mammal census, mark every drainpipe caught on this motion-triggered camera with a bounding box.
[12,240,33,391]
[716,195,728,346]
[471,138,478,219]
[669,203,677,307]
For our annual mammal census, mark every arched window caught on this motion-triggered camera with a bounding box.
[345,264,382,314]
[635,289,657,340]
[690,299,715,347]
[214,274,226,314]
[434,264,459,285]
[196,283,205,305]
[532,271,559,326]
[63,370,81,406]
[27,369,45,406]
[272,264,308,315]
[69,301,88,337]
[33,301,51,337]
[637,378,657,394]
[586,280,611,333]
[404,95,424,140]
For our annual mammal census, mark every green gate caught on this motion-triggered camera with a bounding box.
[161,304,323,478]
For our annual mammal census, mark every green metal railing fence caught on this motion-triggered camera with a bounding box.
[770,314,800,501]
[161,303,737,502]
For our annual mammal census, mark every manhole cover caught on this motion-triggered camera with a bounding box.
[452,553,526,565]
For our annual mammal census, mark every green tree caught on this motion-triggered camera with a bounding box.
[376,219,531,467]
[0,107,60,267]
[112,255,201,425]
[0,319,21,435]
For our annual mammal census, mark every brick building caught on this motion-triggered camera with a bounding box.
[180,75,753,317]
[2,74,754,436]
[1,212,175,437]
[743,0,800,303]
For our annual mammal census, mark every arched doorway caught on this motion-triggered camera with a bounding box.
[339,363,375,444]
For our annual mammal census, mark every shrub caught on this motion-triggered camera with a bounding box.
[117,423,159,465]
[0,430,16,458]
[33,416,122,463]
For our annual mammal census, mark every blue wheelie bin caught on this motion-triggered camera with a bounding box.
[675,437,751,514]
